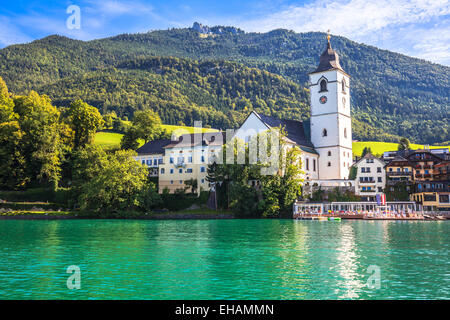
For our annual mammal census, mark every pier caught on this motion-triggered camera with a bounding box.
[293,201,436,220]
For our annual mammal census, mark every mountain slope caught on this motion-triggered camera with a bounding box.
[0,26,448,143]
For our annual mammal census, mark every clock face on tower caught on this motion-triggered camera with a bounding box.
[319,96,327,104]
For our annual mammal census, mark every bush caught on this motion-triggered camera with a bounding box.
[161,191,210,211]
[0,188,70,205]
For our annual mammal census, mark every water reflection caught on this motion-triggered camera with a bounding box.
[0,220,448,299]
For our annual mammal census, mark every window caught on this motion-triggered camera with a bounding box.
[378,187,382,192]
[327,162,331,167]
[313,159,316,172]
[366,168,371,173]
[389,168,393,172]
[323,129,328,137]
[344,128,347,138]
[342,79,346,93]
[377,167,382,173]
[179,169,182,174]
[327,151,331,156]
[404,168,409,172]
[361,167,366,173]
[320,79,327,92]
[158,158,163,165]
[306,158,309,171]
[200,167,206,172]
[378,177,382,182]
[186,168,193,173]
[169,157,174,164]
[201,179,205,184]
[201,156,205,162]
[161,168,165,174]
[170,180,173,184]
[188,156,193,163]
[141,160,145,165]
[170,169,174,174]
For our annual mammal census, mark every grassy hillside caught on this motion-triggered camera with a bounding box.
[352,141,450,157]
[0,27,448,144]
[94,125,218,148]
[95,132,449,157]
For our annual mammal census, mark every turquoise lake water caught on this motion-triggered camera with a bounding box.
[0,219,448,299]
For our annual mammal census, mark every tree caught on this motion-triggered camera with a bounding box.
[68,99,104,149]
[361,146,372,157]
[12,91,62,190]
[120,127,140,150]
[185,178,198,195]
[73,147,160,214]
[132,109,163,143]
[120,109,164,150]
[398,137,410,151]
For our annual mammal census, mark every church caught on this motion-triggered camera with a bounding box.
[136,34,355,193]
[234,34,353,188]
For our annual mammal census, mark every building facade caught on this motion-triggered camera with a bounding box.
[158,132,224,194]
[135,35,355,194]
[309,35,352,180]
[353,153,386,200]
[382,149,450,211]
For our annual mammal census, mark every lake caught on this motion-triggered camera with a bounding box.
[0,219,448,299]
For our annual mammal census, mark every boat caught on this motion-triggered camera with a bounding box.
[328,217,341,221]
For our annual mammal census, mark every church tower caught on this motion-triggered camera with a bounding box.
[309,33,352,180]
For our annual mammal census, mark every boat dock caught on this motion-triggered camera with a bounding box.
[293,201,435,221]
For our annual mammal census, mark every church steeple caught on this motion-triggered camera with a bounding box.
[312,32,345,74]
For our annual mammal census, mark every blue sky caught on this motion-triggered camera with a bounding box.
[1,0,449,66]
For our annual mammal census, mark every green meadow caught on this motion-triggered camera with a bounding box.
[352,141,449,157]
[95,129,449,156]
[94,125,218,149]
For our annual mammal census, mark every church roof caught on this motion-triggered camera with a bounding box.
[311,37,345,74]
[255,112,317,153]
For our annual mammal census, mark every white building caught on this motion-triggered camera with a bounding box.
[353,153,386,200]
[309,34,353,180]
[136,34,355,191]
[234,34,353,187]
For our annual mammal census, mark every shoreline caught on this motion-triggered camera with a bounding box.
[0,212,235,220]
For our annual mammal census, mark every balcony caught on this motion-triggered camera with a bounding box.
[175,161,186,168]
[387,171,412,177]
[359,179,375,184]
[415,174,423,179]
[423,165,432,169]
[360,189,376,193]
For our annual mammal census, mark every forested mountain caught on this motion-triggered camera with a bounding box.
[0,25,448,144]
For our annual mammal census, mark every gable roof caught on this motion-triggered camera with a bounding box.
[254,112,315,152]
[353,152,385,166]
[136,139,171,155]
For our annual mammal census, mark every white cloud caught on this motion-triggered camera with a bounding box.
[0,16,32,47]
[237,0,450,65]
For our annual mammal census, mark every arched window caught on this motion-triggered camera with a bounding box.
[342,79,346,93]
[344,128,347,138]
[320,79,327,92]
[328,151,331,157]
[322,128,327,137]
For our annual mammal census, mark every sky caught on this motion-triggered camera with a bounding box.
[0,0,449,66]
